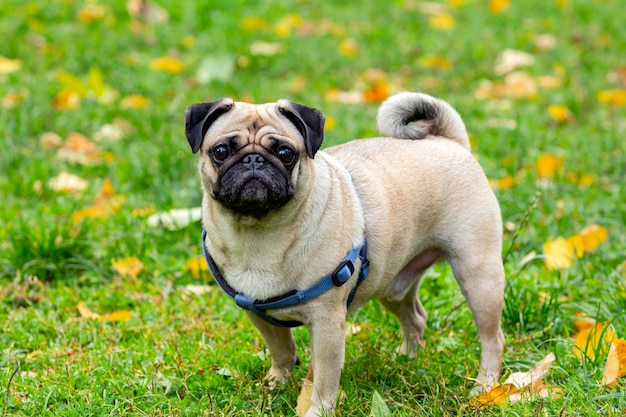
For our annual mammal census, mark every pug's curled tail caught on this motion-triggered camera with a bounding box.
[376,92,470,150]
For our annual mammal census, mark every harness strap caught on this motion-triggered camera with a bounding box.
[201,229,369,328]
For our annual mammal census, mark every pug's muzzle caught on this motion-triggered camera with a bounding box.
[212,147,297,218]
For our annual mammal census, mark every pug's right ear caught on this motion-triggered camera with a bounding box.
[185,98,234,153]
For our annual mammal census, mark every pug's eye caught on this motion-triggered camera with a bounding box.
[277,146,296,165]
[211,144,230,162]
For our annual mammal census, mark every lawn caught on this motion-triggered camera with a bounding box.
[1,0,625,415]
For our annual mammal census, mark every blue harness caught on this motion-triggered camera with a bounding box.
[201,229,369,328]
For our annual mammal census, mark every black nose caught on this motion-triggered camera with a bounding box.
[242,154,264,170]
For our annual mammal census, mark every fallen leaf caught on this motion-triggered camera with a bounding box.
[535,153,564,179]
[146,207,202,230]
[78,4,107,23]
[489,175,516,190]
[149,56,185,73]
[56,132,101,165]
[338,38,359,57]
[249,41,284,56]
[53,89,81,109]
[47,172,88,193]
[578,224,609,253]
[573,317,614,359]
[196,55,236,84]
[182,285,213,295]
[543,237,574,270]
[419,55,452,70]
[40,132,63,149]
[548,104,573,122]
[597,89,626,107]
[494,49,535,76]
[72,178,125,221]
[184,257,210,278]
[240,16,270,31]
[364,78,390,103]
[274,14,303,37]
[489,0,510,14]
[370,390,391,417]
[602,339,626,387]
[120,94,151,109]
[503,71,538,98]
[534,34,557,51]
[429,13,455,31]
[77,302,132,321]
[112,256,144,280]
[0,55,23,74]
[296,378,313,416]
[1,91,27,109]
[471,353,556,407]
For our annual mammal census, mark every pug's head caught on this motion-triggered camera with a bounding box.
[185,98,325,219]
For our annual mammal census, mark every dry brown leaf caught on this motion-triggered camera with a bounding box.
[295,377,314,416]
[471,353,556,407]
[602,339,626,387]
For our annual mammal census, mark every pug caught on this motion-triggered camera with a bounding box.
[185,92,505,416]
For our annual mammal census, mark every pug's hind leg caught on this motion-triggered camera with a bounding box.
[245,312,299,384]
[381,279,427,358]
[448,253,505,392]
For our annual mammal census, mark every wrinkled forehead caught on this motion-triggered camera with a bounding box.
[206,101,299,139]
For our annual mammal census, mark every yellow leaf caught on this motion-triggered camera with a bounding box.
[602,339,626,387]
[535,153,564,179]
[120,94,150,109]
[489,0,510,14]
[573,321,614,359]
[0,55,22,74]
[52,89,81,109]
[77,302,100,319]
[543,237,574,270]
[149,56,185,73]
[77,302,132,322]
[295,378,314,416]
[57,71,90,97]
[338,38,359,57]
[99,310,132,322]
[597,89,626,107]
[471,383,519,407]
[490,175,516,190]
[363,78,390,103]
[577,224,609,253]
[548,104,571,122]
[429,13,455,31]
[448,0,468,7]
[184,257,209,278]
[112,256,144,279]
[78,4,107,23]
[240,16,270,31]
[2,92,26,109]
[419,55,452,70]
[72,178,124,221]
[274,14,303,37]
[325,115,336,131]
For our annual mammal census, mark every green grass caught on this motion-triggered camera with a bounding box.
[1,0,626,415]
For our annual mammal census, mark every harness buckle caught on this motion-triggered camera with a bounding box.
[332,260,355,287]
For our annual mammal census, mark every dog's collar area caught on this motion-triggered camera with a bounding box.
[201,229,369,328]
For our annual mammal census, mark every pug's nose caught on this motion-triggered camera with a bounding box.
[242,154,264,170]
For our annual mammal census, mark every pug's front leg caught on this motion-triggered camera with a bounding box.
[245,311,299,383]
[304,308,347,417]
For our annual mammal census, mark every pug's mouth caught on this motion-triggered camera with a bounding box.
[213,172,294,218]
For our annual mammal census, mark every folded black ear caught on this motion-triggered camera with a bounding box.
[277,100,326,158]
[185,98,234,153]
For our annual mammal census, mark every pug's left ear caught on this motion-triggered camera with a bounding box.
[277,100,326,159]
[185,98,234,153]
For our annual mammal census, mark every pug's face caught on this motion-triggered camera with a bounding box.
[185,98,325,219]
